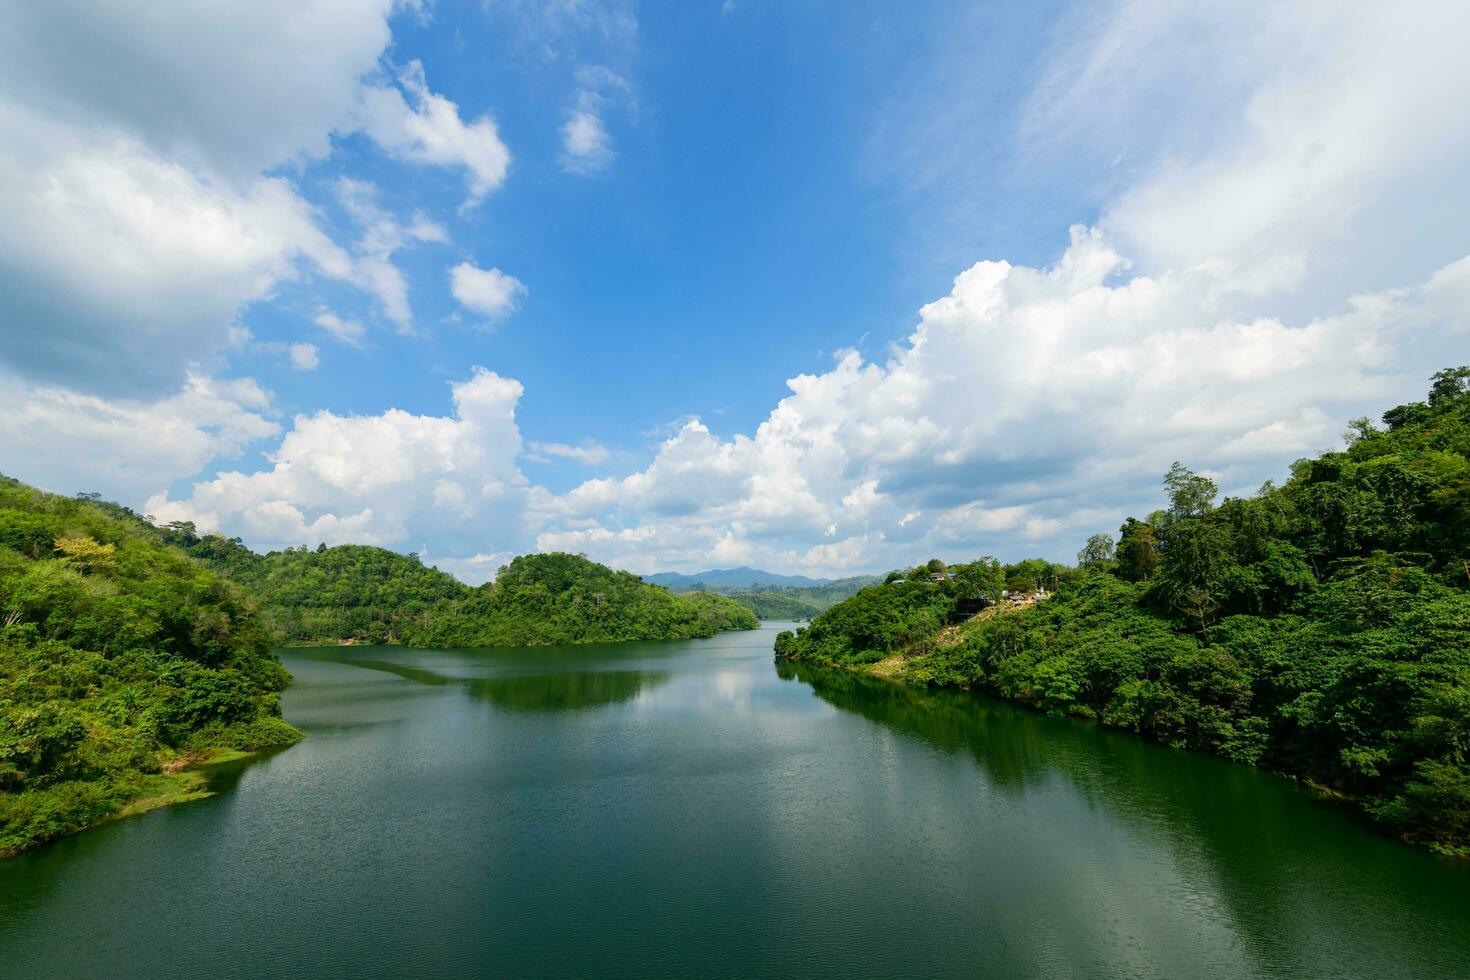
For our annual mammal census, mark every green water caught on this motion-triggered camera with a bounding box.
[2,622,1467,979]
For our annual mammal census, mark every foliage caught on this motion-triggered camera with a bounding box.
[777,369,1470,855]
[1077,533,1115,569]
[771,556,1009,663]
[402,552,756,647]
[157,531,759,647]
[158,530,471,645]
[0,477,301,856]
[676,591,763,632]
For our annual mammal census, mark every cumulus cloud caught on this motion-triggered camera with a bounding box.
[532,232,1469,575]
[0,105,354,395]
[0,0,394,181]
[0,2,499,396]
[148,368,534,554]
[0,1,394,395]
[0,372,280,502]
[356,60,511,208]
[450,262,527,321]
[519,1,1470,575]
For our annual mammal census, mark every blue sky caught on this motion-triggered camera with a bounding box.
[2,1,1468,581]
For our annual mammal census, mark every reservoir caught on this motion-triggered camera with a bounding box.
[2,622,1467,978]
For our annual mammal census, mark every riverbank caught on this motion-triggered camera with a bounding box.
[778,608,1378,829]
[774,573,1470,859]
[0,744,288,859]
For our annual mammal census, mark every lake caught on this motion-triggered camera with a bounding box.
[2,622,1467,979]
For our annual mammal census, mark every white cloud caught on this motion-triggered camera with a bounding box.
[527,441,612,465]
[148,368,533,554]
[559,66,631,175]
[0,3,494,394]
[519,1,1470,575]
[450,262,527,321]
[407,212,450,244]
[532,232,1468,575]
[561,111,615,173]
[314,310,367,347]
[355,60,511,208]
[288,343,320,371]
[332,177,450,332]
[1025,1,1470,308]
[0,104,354,395]
[0,0,394,181]
[0,372,279,502]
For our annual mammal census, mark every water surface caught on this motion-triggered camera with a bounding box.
[3,623,1467,978]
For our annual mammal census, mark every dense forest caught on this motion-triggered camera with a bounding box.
[403,552,757,647]
[777,369,1470,855]
[150,528,757,648]
[0,478,302,856]
[156,529,471,645]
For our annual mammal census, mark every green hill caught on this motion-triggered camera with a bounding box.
[151,529,757,649]
[777,368,1470,856]
[156,530,470,645]
[0,477,302,857]
[402,552,756,647]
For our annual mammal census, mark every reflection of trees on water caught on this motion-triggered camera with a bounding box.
[776,660,1470,978]
[342,658,670,712]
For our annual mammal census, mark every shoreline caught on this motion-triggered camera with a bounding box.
[774,646,1467,860]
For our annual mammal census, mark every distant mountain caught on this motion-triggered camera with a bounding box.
[646,567,841,589]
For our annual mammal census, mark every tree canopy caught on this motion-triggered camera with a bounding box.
[0,477,301,856]
[401,552,757,647]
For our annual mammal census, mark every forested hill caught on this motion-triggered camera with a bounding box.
[157,530,470,645]
[777,368,1470,855]
[402,552,757,647]
[149,530,756,647]
[0,477,302,856]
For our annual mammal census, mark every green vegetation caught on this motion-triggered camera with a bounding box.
[677,590,764,633]
[157,528,470,645]
[0,477,302,857]
[777,369,1470,856]
[152,528,757,649]
[402,552,757,647]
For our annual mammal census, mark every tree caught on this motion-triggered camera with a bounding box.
[52,535,116,575]
[1077,533,1115,569]
[1115,518,1159,582]
[951,558,1004,599]
[1428,365,1470,408]
[1163,462,1218,518]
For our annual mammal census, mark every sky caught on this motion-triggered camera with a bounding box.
[1,0,1468,583]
